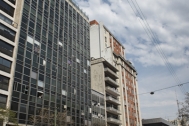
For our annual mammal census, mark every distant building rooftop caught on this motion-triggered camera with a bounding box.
[142,118,176,126]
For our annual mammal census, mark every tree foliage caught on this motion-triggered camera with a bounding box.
[0,107,18,126]
[179,93,189,126]
[29,108,68,126]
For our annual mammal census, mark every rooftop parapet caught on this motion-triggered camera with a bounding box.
[69,0,89,20]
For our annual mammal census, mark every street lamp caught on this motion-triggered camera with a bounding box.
[150,92,154,95]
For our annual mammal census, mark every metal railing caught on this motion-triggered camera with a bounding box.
[0,64,11,73]
[106,86,119,94]
[106,107,120,113]
[0,1,14,17]
[0,83,8,91]
[0,46,13,57]
[0,28,16,42]
[106,96,120,104]
[107,117,121,124]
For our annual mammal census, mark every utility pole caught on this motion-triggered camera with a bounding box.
[175,90,182,126]
[175,91,180,117]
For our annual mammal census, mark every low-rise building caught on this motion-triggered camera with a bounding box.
[142,118,176,126]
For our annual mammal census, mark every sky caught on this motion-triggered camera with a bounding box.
[74,0,189,120]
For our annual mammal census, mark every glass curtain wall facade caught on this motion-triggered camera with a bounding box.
[10,0,91,125]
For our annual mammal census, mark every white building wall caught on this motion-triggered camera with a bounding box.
[90,22,114,64]
[90,24,101,58]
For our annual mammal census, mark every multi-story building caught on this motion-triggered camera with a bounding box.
[91,57,121,126]
[0,0,91,126]
[90,20,142,126]
[0,0,20,124]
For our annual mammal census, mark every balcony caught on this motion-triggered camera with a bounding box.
[0,46,13,57]
[106,96,120,105]
[104,68,118,79]
[0,64,11,73]
[0,57,11,73]
[105,87,120,96]
[0,23,16,42]
[107,117,121,125]
[0,13,18,28]
[0,0,15,17]
[106,107,121,115]
[105,77,119,87]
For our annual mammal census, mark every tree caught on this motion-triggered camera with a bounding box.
[179,93,189,126]
[0,107,19,126]
[29,108,69,126]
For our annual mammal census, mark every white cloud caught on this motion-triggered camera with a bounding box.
[76,0,189,67]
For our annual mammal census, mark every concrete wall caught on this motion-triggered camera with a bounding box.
[91,62,105,94]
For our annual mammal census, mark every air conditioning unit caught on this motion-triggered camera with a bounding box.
[98,113,101,117]
[97,103,100,106]
[64,105,67,109]
[81,111,84,115]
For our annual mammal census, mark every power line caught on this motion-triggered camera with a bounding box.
[130,0,182,89]
[126,0,186,94]
[138,82,189,95]
[134,0,187,94]
[128,0,182,87]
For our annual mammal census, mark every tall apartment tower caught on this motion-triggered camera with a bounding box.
[0,0,21,122]
[0,0,91,126]
[90,20,142,126]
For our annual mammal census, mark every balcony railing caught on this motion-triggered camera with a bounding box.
[0,46,13,57]
[105,77,119,87]
[0,64,11,73]
[0,30,15,41]
[106,96,120,105]
[105,86,120,96]
[0,0,14,17]
[0,24,16,41]
[104,68,118,79]
[0,83,8,91]
[106,107,121,115]
[107,117,121,124]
